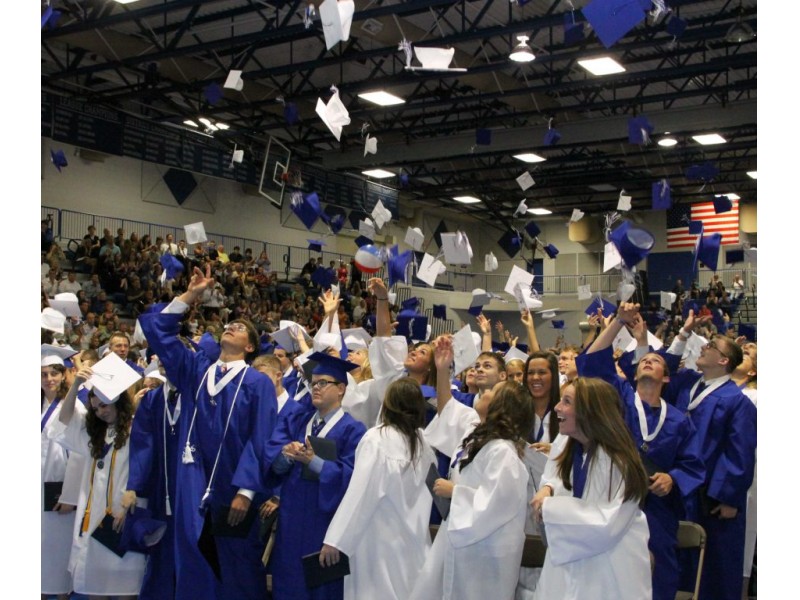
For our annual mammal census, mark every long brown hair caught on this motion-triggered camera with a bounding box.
[41,364,70,410]
[379,378,427,464]
[555,377,648,504]
[459,382,533,470]
[86,392,135,459]
[524,351,560,441]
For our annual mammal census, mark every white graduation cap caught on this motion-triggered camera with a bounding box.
[577,284,592,300]
[363,134,377,157]
[660,291,677,310]
[184,221,207,245]
[536,308,561,320]
[617,190,632,212]
[513,199,529,218]
[470,288,491,308]
[143,360,166,383]
[270,321,310,353]
[440,231,473,266]
[452,324,480,375]
[624,330,664,353]
[682,333,707,371]
[570,208,585,223]
[315,87,351,141]
[610,326,633,353]
[504,346,529,364]
[50,292,81,318]
[516,171,535,191]
[319,0,355,50]
[503,264,534,296]
[342,327,372,350]
[358,218,376,239]
[41,343,79,362]
[513,282,543,311]
[417,253,447,287]
[617,281,636,302]
[223,69,244,91]
[744,247,757,264]
[603,241,622,272]
[387,291,397,305]
[371,199,392,229]
[404,226,424,251]
[89,352,143,404]
[314,331,342,353]
[230,145,244,165]
[484,252,498,272]
[406,46,467,73]
[41,307,66,334]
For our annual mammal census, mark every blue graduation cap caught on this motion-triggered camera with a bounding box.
[685,162,719,182]
[354,235,373,248]
[738,323,756,342]
[306,351,358,383]
[387,245,412,287]
[365,313,377,332]
[159,253,184,280]
[688,220,704,235]
[188,331,221,363]
[419,384,437,399]
[628,115,654,145]
[609,221,654,269]
[284,102,299,125]
[307,239,326,253]
[682,299,699,319]
[564,12,585,45]
[498,229,522,259]
[259,340,275,356]
[543,243,559,259]
[666,16,687,38]
[400,297,419,313]
[119,507,167,555]
[652,180,672,210]
[585,296,617,317]
[524,220,541,239]
[203,82,224,105]
[552,320,566,330]
[399,172,410,187]
[725,249,745,264]
[713,195,733,214]
[42,6,62,29]
[582,0,647,48]
[475,128,492,146]
[291,191,322,230]
[432,304,447,320]
[711,308,728,334]
[433,220,448,249]
[311,265,335,288]
[493,341,510,353]
[321,206,347,234]
[694,233,722,272]
[50,149,68,172]
[467,305,483,317]
[348,209,369,230]
[544,126,561,146]
[396,313,428,341]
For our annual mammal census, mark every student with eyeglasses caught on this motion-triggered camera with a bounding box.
[662,309,756,600]
[260,352,366,600]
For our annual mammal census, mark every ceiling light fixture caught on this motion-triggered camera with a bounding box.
[362,169,395,179]
[357,91,405,106]
[692,133,727,145]
[509,35,535,63]
[513,152,546,163]
[578,57,626,76]
[725,2,755,44]
[658,132,678,147]
[453,196,482,204]
[527,208,552,215]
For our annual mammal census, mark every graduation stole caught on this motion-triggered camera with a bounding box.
[633,393,667,453]
[41,397,60,432]
[80,443,119,534]
[162,385,180,516]
[304,407,345,440]
[686,376,730,412]
[571,442,590,499]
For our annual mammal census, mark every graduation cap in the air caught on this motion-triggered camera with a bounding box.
[585,296,617,317]
[50,149,68,172]
[371,199,392,230]
[315,86,351,141]
[307,239,326,253]
[608,220,654,269]
[726,249,745,265]
[88,353,143,405]
[666,16,688,38]
[400,297,420,314]
[738,323,756,342]
[652,179,672,210]
[223,70,244,91]
[498,229,522,259]
[42,5,62,29]
[321,206,347,234]
[693,233,722,272]
[688,220,704,235]
[399,172,410,187]
[543,243,559,259]
[387,245,413,287]
[713,195,733,214]
[543,125,562,147]
[685,162,719,182]
[524,220,541,239]
[516,172,535,191]
[49,293,81,319]
[405,46,466,72]
[628,115,654,145]
[582,0,648,48]
[311,265,336,288]
[432,220,448,249]
[348,209,369,230]
[396,313,429,342]
[551,320,566,330]
[682,299,700,320]
[363,134,377,157]
[290,191,323,230]
[284,102,299,125]
[432,304,447,320]
[475,128,492,146]
[319,0,355,50]
[203,82,224,105]
[354,235,373,248]
[160,253,184,281]
[184,221,207,245]
[563,11,585,45]
[404,227,425,252]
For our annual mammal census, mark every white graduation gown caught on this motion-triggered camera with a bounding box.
[41,399,74,594]
[533,445,652,600]
[411,438,529,600]
[49,404,146,596]
[324,426,436,600]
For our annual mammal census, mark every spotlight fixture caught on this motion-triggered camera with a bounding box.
[509,36,535,63]
[725,2,755,44]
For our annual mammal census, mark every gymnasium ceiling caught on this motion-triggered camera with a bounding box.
[41,0,756,231]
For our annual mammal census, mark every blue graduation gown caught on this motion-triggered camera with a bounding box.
[263,403,366,600]
[140,311,278,600]
[577,348,706,600]
[128,385,181,600]
[666,368,757,600]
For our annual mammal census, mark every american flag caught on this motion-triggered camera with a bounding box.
[666,199,739,248]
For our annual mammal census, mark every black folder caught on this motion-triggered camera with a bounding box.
[301,436,338,482]
[425,463,451,520]
[302,551,350,589]
[91,514,126,558]
[43,481,63,511]
[211,504,258,538]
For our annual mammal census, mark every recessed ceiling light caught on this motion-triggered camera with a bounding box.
[114,0,141,4]
[183,120,198,127]
[747,171,757,179]
[453,196,482,204]
[513,153,546,163]
[658,137,678,147]
[716,193,741,200]
[577,57,626,76]
[362,169,395,179]
[215,122,230,130]
[357,91,405,106]
[692,133,727,145]
[527,208,552,215]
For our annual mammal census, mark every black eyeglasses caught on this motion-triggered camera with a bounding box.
[704,341,729,360]
[310,379,340,390]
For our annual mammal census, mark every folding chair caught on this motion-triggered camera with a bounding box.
[675,520,707,600]
[429,526,546,569]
